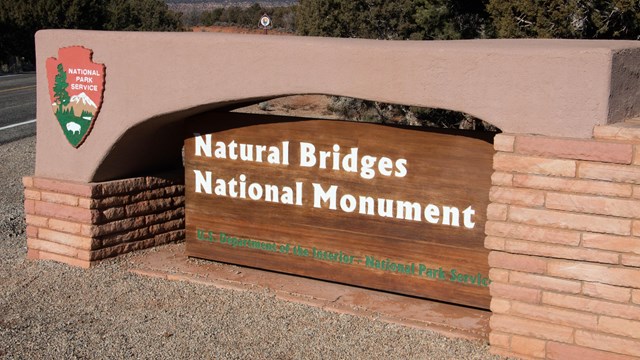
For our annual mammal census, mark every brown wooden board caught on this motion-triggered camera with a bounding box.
[185,112,494,309]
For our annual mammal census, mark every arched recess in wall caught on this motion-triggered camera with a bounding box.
[180,94,500,309]
[90,94,501,182]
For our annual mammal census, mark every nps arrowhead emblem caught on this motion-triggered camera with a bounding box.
[46,46,105,148]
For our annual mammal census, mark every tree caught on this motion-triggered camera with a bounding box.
[237,3,263,26]
[487,0,640,39]
[295,0,490,40]
[413,0,490,40]
[53,63,70,113]
[65,0,109,30]
[106,0,182,31]
[0,0,183,69]
[271,5,298,32]
[200,8,224,27]
[187,5,298,32]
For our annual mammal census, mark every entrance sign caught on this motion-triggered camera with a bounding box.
[185,113,493,308]
[46,46,105,148]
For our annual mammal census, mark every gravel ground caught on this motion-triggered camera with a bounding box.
[0,136,502,359]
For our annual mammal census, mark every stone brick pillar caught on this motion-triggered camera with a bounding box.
[487,121,640,359]
[24,172,185,268]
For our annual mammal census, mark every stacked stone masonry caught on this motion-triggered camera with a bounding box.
[24,173,185,268]
[488,120,640,360]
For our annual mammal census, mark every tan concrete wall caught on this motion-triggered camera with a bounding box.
[34,30,640,182]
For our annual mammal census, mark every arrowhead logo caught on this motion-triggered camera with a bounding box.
[46,46,105,148]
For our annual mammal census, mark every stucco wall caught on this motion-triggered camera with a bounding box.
[34,31,640,182]
[29,31,640,360]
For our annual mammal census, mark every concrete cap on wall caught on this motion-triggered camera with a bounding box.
[34,30,640,182]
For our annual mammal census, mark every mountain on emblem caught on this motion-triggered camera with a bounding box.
[46,46,105,148]
[70,92,98,108]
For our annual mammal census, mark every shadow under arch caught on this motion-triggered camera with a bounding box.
[91,98,270,182]
[92,94,501,182]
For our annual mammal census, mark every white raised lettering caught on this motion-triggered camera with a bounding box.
[312,183,337,210]
[194,134,211,157]
[193,170,212,194]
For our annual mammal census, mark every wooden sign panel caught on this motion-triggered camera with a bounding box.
[185,113,494,309]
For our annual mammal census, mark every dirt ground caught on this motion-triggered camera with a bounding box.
[232,94,342,119]
[193,25,293,36]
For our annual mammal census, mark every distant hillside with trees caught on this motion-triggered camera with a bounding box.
[0,0,182,72]
[181,1,640,42]
[166,0,295,4]
[2,0,638,74]
[295,0,488,40]
[179,3,295,30]
[488,0,640,39]
[295,0,640,40]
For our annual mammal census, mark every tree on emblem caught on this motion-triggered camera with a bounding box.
[53,63,70,113]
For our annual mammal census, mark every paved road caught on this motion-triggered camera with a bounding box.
[0,73,37,144]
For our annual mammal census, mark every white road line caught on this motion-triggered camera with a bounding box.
[1,101,36,111]
[0,119,36,131]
